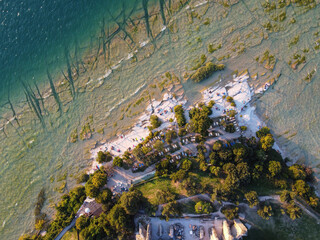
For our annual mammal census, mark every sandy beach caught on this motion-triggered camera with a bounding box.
[89,70,287,175]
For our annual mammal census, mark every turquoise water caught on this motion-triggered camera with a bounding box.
[0,0,135,101]
[0,0,320,239]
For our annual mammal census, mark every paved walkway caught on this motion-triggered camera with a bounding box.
[54,218,76,240]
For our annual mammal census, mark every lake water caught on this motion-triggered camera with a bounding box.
[0,0,319,239]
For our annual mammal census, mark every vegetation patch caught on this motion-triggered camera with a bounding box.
[190,62,225,82]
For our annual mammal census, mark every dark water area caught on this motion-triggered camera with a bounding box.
[0,0,132,101]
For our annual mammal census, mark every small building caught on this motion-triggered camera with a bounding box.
[209,227,219,240]
[200,226,205,239]
[169,225,174,238]
[77,198,103,218]
[233,219,247,239]
[136,223,151,240]
[223,220,235,240]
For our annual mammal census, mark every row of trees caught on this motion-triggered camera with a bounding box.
[174,105,186,127]
[75,189,148,240]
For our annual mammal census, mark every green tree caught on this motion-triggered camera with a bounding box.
[190,62,224,82]
[189,105,212,136]
[268,161,282,177]
[236,162,251,184]
[226,96,234,103]
[212,141,223,151]
[181,174,201,195]
[221,205,239,220]
[292,180,311,198]
[256,127,270,138]
[162,201,182,221]
[91,171,107,188]
[181,159,193,171]
[113,156,123,167]
[155,190,176,205]
[208,100,215,108]
[96,151,107,163]
[210,166,221,177]
[174,105,186,127]
[85,183,99,198]
[77,172,89,183]
[76,215,89,231]
[35,219,45,231]
[227,110,237,117]
[96,188,112,205]
[107,205,131,233]
[286,203,302,220]
[233,143,247,162]
[195,201,213,214]
[245,191,259,208]
[280,190,294,203]
[153,140,164,152]
[120,190,143,215]
[199,161,208,172]
[170,170,187,182]
[150,115,161,129]
[209,151,220,165]
[255,150,267,162]
[225,123,236,133]
[288,164,307,180]
[219,149,233,162]
[240,126,247,131]
[260,134,275,151]
[165,130,177,144]
[257,202,273,220]
[252,164,263,180]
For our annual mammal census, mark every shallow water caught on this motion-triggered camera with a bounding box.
[0,0,320,239]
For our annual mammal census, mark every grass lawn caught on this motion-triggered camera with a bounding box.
[135,172,219,206]
[244,204,320,240]
[241,178,281,196]
[180,200,197,214]
[61,227,83,240]
[134,177,184,205]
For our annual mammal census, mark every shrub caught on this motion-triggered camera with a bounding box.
[170,170,187,182]
[166,130,177,144]
[226,96,234,103]
[213,141,223,151]
[245,191,259,208]
[268,161,282,177]
[280,190,294,203]
[221,205,239,220]
[191,62,225,82]
[181,159,193,171]
[155,190,176,205]
[154,140,164,152]
[195,201,213,214]
[227,110,237,117]
[257,202,273,220]
[162,201,182,221]
[256,127,270,138]
[174,105,186,127]
[113,156,123,167]
[260,134,275,151]
[286,203,302,220]
[240,126,247,131]
[150,115,161,129]
[178,127,188,136]
[208,100,215,108]
[96,151,112,163]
